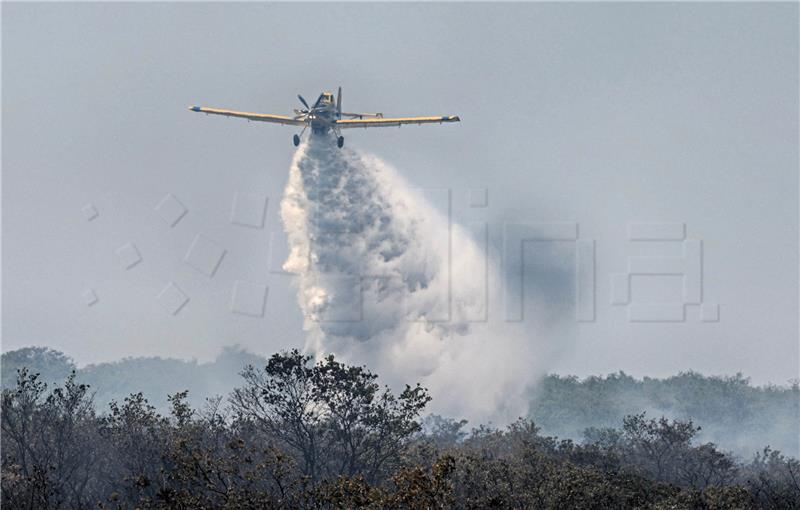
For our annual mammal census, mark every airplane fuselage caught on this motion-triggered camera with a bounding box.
[304,93,338,134]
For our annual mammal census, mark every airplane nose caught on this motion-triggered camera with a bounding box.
[189,106,201,112]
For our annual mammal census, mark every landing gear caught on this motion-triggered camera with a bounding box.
[337,136,344,148]
[293,134,300,147]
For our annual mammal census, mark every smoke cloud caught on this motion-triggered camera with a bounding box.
[280,135,547,424]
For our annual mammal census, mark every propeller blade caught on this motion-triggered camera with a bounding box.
[298,94,310,109]
[312,93,324,109]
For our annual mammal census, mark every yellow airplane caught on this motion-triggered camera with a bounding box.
[189,87,460,148]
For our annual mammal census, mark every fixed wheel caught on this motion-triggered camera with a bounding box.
[337,136,344,148]
[293,134,300,147]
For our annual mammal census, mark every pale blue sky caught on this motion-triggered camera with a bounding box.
[3,2,798,383]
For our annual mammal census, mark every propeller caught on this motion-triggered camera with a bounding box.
[294,94,314,120]
[293,91,339,121]
[297,94,310,110]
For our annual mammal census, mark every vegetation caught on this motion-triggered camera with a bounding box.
[531,372,799,459]
[2,349,799,509]
[3,346,797,458]
[1,346,265,412]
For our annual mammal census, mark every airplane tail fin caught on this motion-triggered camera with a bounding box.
[337,86,342,114]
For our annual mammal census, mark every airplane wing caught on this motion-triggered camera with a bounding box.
[334,115,460,129]
[188,106,305,126]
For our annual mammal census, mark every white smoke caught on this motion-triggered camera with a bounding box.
[280,135,546,424]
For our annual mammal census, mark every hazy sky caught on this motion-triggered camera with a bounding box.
[3,3,798,384]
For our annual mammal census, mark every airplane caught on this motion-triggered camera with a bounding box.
[189,87,459,148]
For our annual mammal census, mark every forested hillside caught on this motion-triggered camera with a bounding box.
[2,346,798,459]
[530,372,799,459]
[2,349,799,509]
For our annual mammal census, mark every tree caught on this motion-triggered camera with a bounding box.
[1,369,100,509]
[618,413,699,483]
[230,350,430,484]
[741,447,800,509]
[421,414,469,449]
